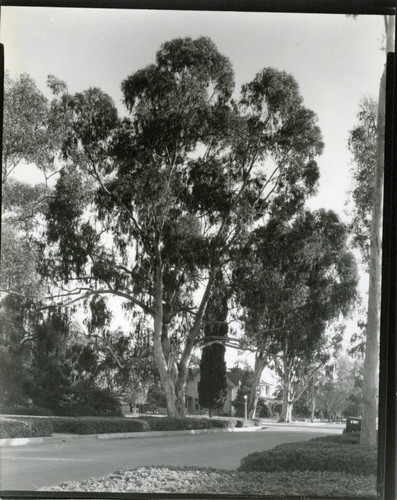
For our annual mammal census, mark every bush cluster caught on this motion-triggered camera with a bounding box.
[0,417,54,438]
[239,434,376,475]
[55,383,123,417]
[0,415,239,437]
[0,406,55,416]
[50,416,237,434]
[43,466,377,497]
[51,417,149,434]
[142,416,237,431]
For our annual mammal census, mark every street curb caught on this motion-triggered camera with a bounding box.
[0,426,261,447]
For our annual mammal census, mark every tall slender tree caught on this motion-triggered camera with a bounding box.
[348,15,395,446]
[198,272,228,417]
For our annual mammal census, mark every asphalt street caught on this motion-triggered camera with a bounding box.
[0,424,342,491]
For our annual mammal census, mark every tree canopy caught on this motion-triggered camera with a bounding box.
[6,37,325,418]
[233,209,358,421]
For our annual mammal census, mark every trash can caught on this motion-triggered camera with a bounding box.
[345,417,362,433]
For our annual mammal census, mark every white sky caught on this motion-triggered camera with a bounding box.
[0,8,388,367]
[1,8,386,218]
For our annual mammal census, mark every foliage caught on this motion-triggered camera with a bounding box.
[3,415,238,435]
[348,96,377,265]
[43,466,376,497]
[50,416,149,434]
[140,416,237,431]
[0,406,55,416]
[0,296,126,416]
[2,72,60,183]
[40,36,324,417]
[231,366,253,417]
[56,381,123,417]
[145,384,168,412]
[0,417,54,438]
[311,432,361,445]
[315,355,363,420]
[0,295,36,408]
[234,209,358,421]
[235,209,358,356]
[238,434,376,475]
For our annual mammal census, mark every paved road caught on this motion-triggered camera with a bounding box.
[0,425,342,491]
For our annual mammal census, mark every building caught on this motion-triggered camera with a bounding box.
[184,369,240,416]
[184,367,277,416]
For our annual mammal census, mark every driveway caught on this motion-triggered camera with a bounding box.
[0,425,342,491]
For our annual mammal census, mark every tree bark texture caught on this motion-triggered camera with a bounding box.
[248,352,267,419]
[279,352,293,423]
[361,15,394,446]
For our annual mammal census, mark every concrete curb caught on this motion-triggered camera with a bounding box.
[0,426,262,447]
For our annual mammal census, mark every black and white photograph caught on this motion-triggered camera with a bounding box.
[0,3,395,497]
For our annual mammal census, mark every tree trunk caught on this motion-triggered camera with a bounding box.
[311,397,316,423]
[152,251,182,418]
[248,352,267,419]
[361,16,394,446]
[279,353,293,423]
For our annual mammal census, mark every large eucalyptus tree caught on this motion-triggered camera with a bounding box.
[42,36,323,417]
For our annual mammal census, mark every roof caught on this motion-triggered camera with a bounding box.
[226,370,242,387]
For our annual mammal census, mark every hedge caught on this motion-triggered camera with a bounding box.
[49,416,239,434]
[0,418,54,438]
[50,417,150,434]
[239,434,376,476]
[141,416,237,431]
[0,415,239,437]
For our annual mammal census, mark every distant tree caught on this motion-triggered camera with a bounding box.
[198,272,228,416]
[1,73,66,299]
[0,295,35,408]
[234,209,358,422]
[231,365,254,418]
[348,97,378,264]
[2,73,52,183]
[316,355,363,421]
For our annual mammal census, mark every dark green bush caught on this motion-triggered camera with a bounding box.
[311,432,361,445]
[50,417,149,434]
[141,417,237,431]
[239,434,376,475]
[0,406,55,416]
[0,417,54,438]
[49,416,238,434]
[56,383,123,417]
[1,414,239,437]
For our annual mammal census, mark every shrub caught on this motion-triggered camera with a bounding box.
[311,432,361,445]
[0,415,239,437]
[239,434,376,475]
[50,417,149,434]
[0,406,55,416]
[42,467,377,496]
[140,417,237,431]
[0,417,53,438]
[56,383,123,417]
